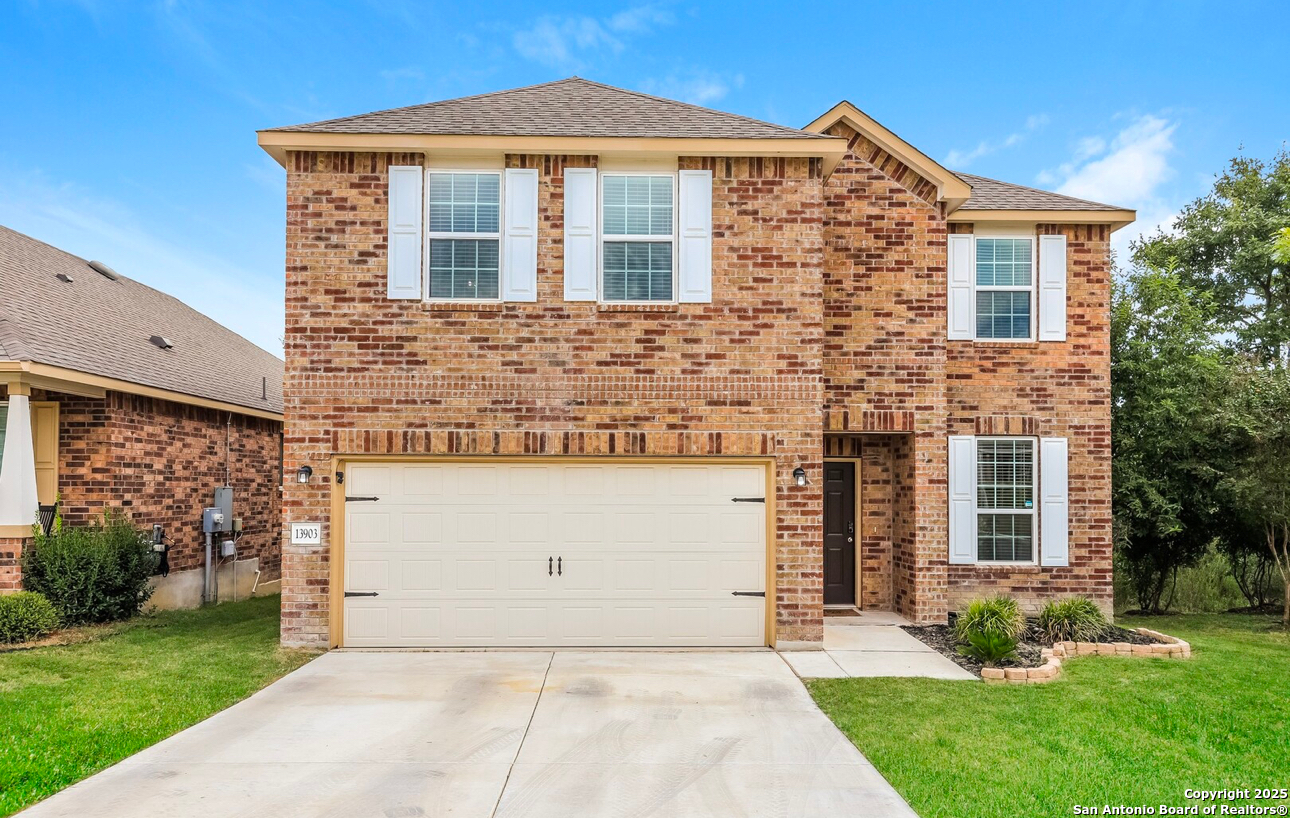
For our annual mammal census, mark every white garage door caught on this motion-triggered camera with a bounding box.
[342,461,768,647]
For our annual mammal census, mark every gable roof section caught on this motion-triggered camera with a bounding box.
[805,101,973,209]
[269,77,833,140]
[258,78,849,172]
[0,225,283,417]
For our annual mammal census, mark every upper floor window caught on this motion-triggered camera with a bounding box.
[974,237,1034,340]
[600,174,675,302]
[427,171,501,301]
[976,437,1035,563]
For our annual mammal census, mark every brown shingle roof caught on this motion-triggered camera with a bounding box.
[267,77,831,140]
[955,172,1124,211]
[0,225,283,415]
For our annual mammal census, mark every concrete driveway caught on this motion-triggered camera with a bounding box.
[21,650,916,818]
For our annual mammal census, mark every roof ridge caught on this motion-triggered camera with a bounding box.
[265,77,582,133]
[954,171,1120,210]
[566,77,825,139]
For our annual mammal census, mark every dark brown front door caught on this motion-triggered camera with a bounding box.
[823,461,856,606]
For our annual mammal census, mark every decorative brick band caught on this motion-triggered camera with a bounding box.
[325,429,780,458]
[982,628,1192,684]
[824,407,916,433]
[974,416,1039,436]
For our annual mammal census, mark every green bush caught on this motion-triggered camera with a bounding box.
[0,591,60,643]
[1036,597,1108,642]
[22,512,156,626]
[956,630,1019,667]
[954,595,1027,642]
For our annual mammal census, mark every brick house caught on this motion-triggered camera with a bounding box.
[259,78,1133,649]
[0,226,284,607]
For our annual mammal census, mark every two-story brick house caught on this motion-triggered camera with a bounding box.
[260,78,1132,649]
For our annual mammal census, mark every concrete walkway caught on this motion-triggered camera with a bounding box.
[20,650,918,818]
[780,612,977,681]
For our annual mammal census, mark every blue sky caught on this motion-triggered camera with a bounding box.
[2,1,1287,355]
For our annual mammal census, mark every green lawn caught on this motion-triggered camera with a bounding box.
[810,615,1290,818]
[0,595,313,817]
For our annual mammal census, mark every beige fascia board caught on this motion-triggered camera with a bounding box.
[946,209,1137,232]
[256,131,851,175]
[804,101,973,206]
[0,361,283,421]
[0,524,34,539]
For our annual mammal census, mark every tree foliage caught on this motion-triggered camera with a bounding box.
[1133,150,1290,363]
[1111,265,1229,611]
[1215,363,1290,625]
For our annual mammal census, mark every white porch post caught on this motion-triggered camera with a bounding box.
[0,393,39,528]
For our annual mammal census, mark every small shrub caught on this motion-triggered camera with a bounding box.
[0,591,61,643]
[1037,597,1108,642]
[954,595,1026,642]
[956,630,1019,667]
[22,511,156,626]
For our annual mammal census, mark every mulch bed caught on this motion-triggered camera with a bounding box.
[902,620,1158,677]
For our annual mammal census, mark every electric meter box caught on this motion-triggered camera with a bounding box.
[213,486,234,524]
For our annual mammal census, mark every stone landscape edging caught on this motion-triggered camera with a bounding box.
[981,627,1192,685]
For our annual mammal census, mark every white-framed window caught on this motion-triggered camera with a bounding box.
[425,170,502,301]
[974,237,1034,340]
[599,173,676,303]
[975,437,1036,563]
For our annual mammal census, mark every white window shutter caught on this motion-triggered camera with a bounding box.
[948,435,978,565]
[1040,437,1070,566]
[677,169,712,303]
[947,234,974,340]
[1038,234,1068,341]
[563,168,597,301]
[386,165,423,300]
[503,167,539,302]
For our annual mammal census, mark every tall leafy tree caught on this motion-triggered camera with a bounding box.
[1133,150,1290,363]
[1111,265,1229,611]
[1217,364,1290,625]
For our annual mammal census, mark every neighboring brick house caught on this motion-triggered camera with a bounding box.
[0,226,284,607]
[259,78,1133,649]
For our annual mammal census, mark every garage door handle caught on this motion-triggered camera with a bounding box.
[549,557,553,576]
[345,496,379,502]
[557,557,562,576]
[344,591,379,598]
[731,497,765,503]
[731,591,765,597]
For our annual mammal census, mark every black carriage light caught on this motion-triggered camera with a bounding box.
[296,464,314,484]
[793,467,808,487]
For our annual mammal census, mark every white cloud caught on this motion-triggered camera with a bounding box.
[1039,114,1181,260]
[511,5,676,71]
[0,167,284,355]
[379,66,425,83]
[944,113,1049,168]
[639,70,743,106]
[1055,115,1177,204]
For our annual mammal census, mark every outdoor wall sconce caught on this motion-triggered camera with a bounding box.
[296,465,313,484]
[793,467,808,487]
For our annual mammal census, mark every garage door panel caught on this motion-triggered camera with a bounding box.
[344,462,767,647]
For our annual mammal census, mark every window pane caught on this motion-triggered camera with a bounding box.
[427,173,500,234]
[976,290,1031,339]
[602,175,672,237]
[977,514,1034,562]
[977,439,1034,510]
[428,239,499,299]
[976,238,1032,287]
[602,241,673,301]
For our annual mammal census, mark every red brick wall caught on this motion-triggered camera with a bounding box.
[6,387,282,582]
[820,125,1112,621]
[281,150,826,648]
[945,223,1114,614]
[821,122,950,622]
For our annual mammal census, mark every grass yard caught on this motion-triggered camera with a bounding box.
[0,595,313,817]
[810,615,1290,818]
